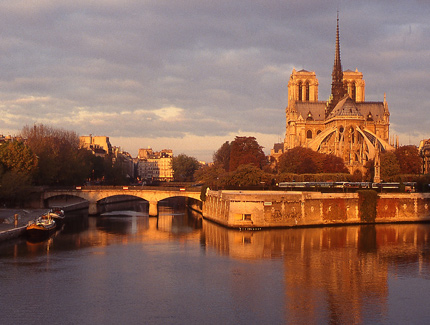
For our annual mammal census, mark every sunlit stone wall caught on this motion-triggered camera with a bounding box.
[203,190,430,228]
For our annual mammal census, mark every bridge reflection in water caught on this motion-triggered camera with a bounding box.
[8,203,430,324]
[72,206,429,323]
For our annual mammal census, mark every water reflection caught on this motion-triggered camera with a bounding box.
[1,204,430,324]
[201,221,430,323]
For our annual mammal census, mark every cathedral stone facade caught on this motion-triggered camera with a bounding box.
[282,16,394,174]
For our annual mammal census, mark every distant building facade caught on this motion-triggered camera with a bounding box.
[419,139,430,174]
[137,148,173,182]
[278,16,394,174]
[0,134,12,145]
[113,147,135,179]
[79,135,112,157]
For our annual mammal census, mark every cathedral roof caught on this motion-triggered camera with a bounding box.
[356,102,385,122]
[295,101,326,121]
[327,96,363,119]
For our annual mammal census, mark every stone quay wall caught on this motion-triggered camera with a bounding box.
[202,190,430,228]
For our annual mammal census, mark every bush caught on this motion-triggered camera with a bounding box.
[358,190,378,223]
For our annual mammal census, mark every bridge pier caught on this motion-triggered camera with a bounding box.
[88,201,99,215]
[43,188,202,217]
[149,201,158,217]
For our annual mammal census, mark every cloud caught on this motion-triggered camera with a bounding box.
[0,1,429,161]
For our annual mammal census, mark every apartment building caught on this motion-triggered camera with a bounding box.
[137,148,173,182]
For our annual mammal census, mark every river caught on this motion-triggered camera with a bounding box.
[1,200,430,324]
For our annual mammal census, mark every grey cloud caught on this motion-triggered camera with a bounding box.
[0,0,429,160]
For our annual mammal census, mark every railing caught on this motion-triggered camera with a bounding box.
[45,184,202,192]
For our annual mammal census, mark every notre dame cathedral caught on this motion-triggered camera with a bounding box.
[276,16,395,174]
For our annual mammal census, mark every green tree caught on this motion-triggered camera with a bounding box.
[194,164,227,188]
[380,151,400,181]
[0,170,33,205]
[229,136,266,172]
[0,141,38,205]
[102,154,129,185]
[0,141,38,176]
[171,154,200,182]
[226,164,267,187]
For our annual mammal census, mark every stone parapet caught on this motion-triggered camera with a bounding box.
[202,190,430,228]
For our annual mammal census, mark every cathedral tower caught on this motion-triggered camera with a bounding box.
[278,13,394,174]
[327,13,347,116]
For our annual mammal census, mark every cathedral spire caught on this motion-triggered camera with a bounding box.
[326,12,347,117]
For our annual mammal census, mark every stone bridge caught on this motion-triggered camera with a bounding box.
[42,187,202,216]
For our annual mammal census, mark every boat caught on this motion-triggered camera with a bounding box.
[26,217,56,241]
[42,209,65,228]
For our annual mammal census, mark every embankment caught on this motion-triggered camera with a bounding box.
[202,190,430,228]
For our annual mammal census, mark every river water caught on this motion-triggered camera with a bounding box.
[1,200,430,324]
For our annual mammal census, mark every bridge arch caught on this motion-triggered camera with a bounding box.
[43,188,202,216]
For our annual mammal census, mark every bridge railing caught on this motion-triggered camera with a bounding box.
[45,185,202,193]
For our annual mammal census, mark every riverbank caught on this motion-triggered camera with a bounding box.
[0,209,49,242]
[203,190,430,228]
[0,200,88,242]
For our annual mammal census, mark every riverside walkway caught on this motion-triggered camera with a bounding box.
[0,209,47,242]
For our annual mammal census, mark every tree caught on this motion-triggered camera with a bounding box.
[322,154,349,173]
[278,147,319,174]
[380,151,400,181]
[21,124,91,185]
[394,145,421,175]
[171,154,200,182]
[213,141,231,171]
[194,164,227,188]
[227,164,267,187]
[278,147,348,175]
[364,159,374,181]
[229,136,267,171]
[0,170,33,205]
[102,154,129,185]
[0,141,38,205]
[0,141,38,176]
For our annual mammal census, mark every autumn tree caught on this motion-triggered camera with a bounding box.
[21,124,91,185]
[322,154,349,173]
[171,154,200,182]
[394,145,421,175]
[278,147,348,174]
[213,141,231,171]
[229,136,267,172]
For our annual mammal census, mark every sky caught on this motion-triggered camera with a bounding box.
[0,0,429,162]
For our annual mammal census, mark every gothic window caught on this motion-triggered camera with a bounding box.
[339,126,344,141]
[305,81,310,101]
[367,112,373,121]
[298,81,302,101]
[351,83,356,101]
[307,130,312,139]
[350,127,355,143]
[317,130,322,135]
